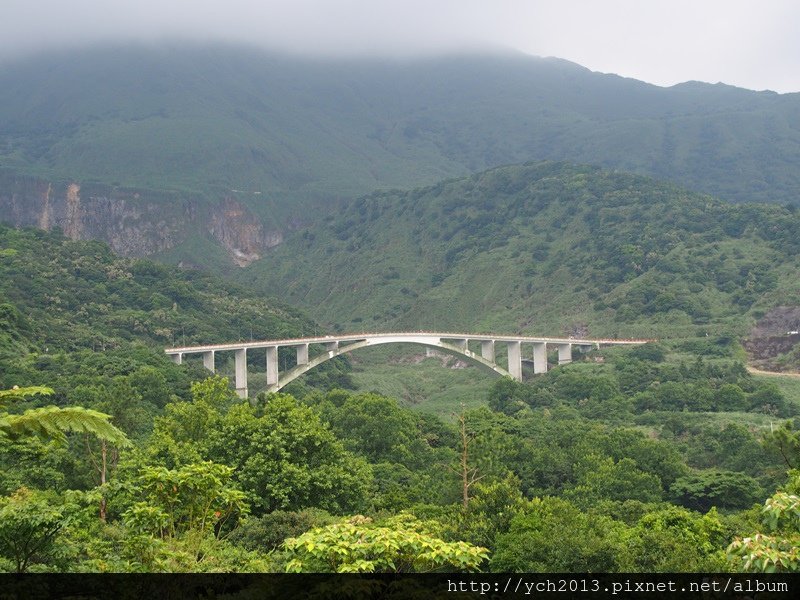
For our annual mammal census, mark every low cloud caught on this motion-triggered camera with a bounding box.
[1,0,798,92]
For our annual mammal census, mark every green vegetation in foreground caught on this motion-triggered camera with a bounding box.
[2,43,800,222]
[3,343,800,572]
[241,162,800,339]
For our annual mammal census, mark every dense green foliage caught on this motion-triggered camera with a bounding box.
[0,188,800,572]
[0,224,352,398]
[0,225,314,354]
[1,386,128,447]
[2,44,800,231]
[240,162,800,339]
[283,514,488,573]
[146,380,371,515]
[728,471,800,572]
[0,353,796,572]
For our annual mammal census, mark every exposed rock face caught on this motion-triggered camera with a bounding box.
[743,306,800,370]
[209,197,283,267]
[748,306,800,338]
[0,173,282,265]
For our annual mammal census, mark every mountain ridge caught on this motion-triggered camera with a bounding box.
[2,43,799,219]
[2,43,800,271]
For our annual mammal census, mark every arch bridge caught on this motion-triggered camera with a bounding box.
[165,332,650,398]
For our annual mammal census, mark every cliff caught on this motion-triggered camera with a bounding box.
[0,172,283,266]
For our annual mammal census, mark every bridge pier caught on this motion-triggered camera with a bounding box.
[202,351,215,372]
[532,342,548,374]
[557,343,572,365]
[507,341,522,381]
[481,340,495,362]
[234,348,248,398]
[296,344,309,366]
[171,352,183,365]
[266,346,278,386]
[451,339,468,351]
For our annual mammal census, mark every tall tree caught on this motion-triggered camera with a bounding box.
[452,405,484,511]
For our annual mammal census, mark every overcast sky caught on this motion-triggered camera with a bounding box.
[2,0,798,93]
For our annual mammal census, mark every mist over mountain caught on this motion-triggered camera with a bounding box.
[1,43,799,232]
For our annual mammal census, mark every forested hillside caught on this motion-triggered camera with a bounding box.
[0,225,351,397]
[241,162,800,345]
[1,43,799,228]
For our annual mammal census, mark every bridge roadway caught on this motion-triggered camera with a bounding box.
[165,331,650,398]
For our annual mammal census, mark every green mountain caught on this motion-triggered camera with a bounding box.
[237,162,800,343]
[1,43,799,232]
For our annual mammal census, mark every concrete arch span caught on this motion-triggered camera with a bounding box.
[269,336,513,394]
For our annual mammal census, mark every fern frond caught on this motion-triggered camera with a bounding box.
[0,386,54,410]
[0,406,131,447]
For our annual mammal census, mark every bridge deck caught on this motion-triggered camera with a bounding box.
[165,331,651,354]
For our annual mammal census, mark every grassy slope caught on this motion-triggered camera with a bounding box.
[345,345,495,416]
[239,162,800,342]
[748,371,800,410]
[1,44,800,228]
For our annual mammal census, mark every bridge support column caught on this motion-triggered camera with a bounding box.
[481,340,495,363]
[202,351,215,372]
[296,344,309,366]
[507,341,522,381]
[451,339,468,351]
[533,342,548,374]
[324,341,339,352]
[557,343,572,365]
[170,353,183,365]
[234,348,248,399]
[266,346,278,386]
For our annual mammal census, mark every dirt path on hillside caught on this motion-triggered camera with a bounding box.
[747,366,800,378]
